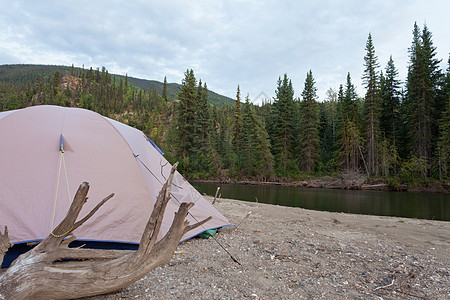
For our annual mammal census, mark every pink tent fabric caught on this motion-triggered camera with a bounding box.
[0,105,230,245]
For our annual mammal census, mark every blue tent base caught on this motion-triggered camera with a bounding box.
[2,243,34,268]
[2,241,139,268]
[2,225,233,268]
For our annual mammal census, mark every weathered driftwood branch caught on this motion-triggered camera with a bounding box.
[0,162,211,300]
[0,226,12,267]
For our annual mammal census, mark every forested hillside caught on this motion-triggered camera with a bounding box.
[0,64,234,107]
[1,23,449,187]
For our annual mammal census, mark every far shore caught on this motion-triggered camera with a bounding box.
[191,176,450,194]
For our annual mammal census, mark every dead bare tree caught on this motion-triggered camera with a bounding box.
[0,163,211,300]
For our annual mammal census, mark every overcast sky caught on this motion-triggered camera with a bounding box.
[1,0,449,103]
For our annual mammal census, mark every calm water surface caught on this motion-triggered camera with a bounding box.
[191,182,450,221]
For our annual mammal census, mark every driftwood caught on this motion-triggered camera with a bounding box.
[0,163,211,300]
[0,226,12,269]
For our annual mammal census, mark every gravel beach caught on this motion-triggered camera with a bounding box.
[86,196,449,299]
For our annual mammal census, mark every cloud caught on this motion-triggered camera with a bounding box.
[0,0,449,103]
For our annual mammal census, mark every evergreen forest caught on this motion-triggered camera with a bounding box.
[1,23,449,187]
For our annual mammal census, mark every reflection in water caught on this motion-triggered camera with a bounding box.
[191,182,450,221]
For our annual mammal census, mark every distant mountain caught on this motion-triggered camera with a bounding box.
[0,64,235,107]
[0,64,72,84]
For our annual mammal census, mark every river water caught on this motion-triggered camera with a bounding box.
[191,182,450,221]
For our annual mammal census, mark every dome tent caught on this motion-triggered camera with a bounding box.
[0,105,230,267]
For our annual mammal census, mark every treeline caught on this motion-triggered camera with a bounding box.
[167,23,450,183]
[0,22,449,184]
[0,64,235,107]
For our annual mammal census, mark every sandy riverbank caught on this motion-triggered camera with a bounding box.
[88,196,449,299]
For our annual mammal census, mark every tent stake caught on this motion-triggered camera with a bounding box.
[235,211,252,229]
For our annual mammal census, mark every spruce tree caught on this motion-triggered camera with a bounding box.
[175,69,197,161]
[344,73,359,122]
[362,33,380,175]
[435,56,450,179]
[241,97,252,174]
[436,99,450,179]
[336,74,365,173]
[53,71,60,97]
[231,85,244,171]
[380,56,401,143]
[200,82,212,148]
[207,103,224,175]
[435,55,450,124]
[191,80,213,172]
[162,76,168,100]
[336,84,351,170]
[299,70,320,173]
[271,74,297,176]
[117,79,124,113]
[405,23,441,168]
[218,105,233,170]
[242,96,274,179]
